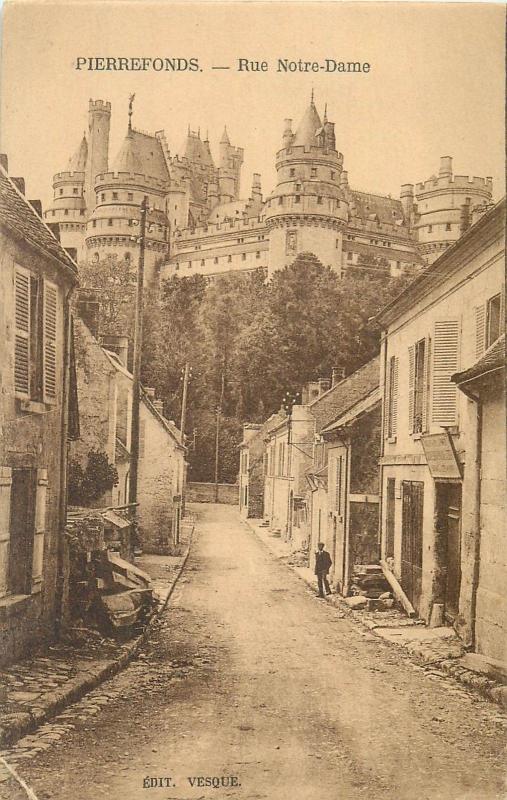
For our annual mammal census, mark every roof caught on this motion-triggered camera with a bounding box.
[309,357,380,433]
[112,130,170,181]
[322,386,380,433]
[293,101,323,147]
[376,197,506,327]
[349,190,408,227]
[68,135,88,172]
[0,165,78,277]
[183,132,214,167]
[452,334,505,386]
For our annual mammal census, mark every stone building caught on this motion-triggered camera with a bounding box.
[376,198,505,638]
[0,158,79,665]
[45,95,494,285]
[452,335,506,664]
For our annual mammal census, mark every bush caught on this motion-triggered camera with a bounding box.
[68,450,118,506]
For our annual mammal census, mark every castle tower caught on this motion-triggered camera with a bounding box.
[43,133,88,258]
[84,99,111,211]
[406,156,493,264]
[85,104,170,285]
[265,96,348,277]
[218,126,244,204]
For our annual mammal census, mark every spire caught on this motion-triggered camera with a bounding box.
[323,103,328,124]
[293,99,323,147]
[67,133,88,171]
[128,93,135,135]
[221,126,230,145]
[311,88,315,105]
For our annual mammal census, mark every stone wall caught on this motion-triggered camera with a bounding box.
[187,482,238,504]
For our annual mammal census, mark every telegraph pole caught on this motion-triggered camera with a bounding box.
[128,195,148,508]
[180,362,190,437]
[214,371,225,503]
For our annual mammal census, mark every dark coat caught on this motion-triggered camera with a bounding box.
[315,549,332,575]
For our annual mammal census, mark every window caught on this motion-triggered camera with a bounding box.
[446,223,451,231]
[331,171,335,180]
[200,259,205,266]
[347,252,353,261]
[101,193,105,201]
[188,261,192,268]
[108,219,113,226]
[486,293,501,348]
[428,225,432,233]
[295,195,301,204]
[128,193,134,201]
[14,269,57,402]
[431,320,460,427]
[334,456,342,514]
[242,253,246,261]
[256,251,260,259]
[317,196,323,205]
[59,189,63,195]
[385,355,398,438]
[73,188,78,195]
[227,255,232,263]
[64,210,68,216]
[311,167,317,178]
[214,257,218,264]
[278,196,284,205]
[385,478,396,559]
[112,192,118,200]
[295,183,301,192]
[290,168,295,177]
[409,338,427,434]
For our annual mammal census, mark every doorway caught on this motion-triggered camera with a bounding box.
[401,480,424,612]
[435,482,462,620]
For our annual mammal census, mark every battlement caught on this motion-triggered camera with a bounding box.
[53,171,86,183]
[415,175,493,194]
[89,99,111,113]
[94,171,170,191]
[173,214,266,241]
[276,145,343,165]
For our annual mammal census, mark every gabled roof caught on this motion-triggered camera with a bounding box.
[309,357,380,433]
[0,165,78,277]
[452,334,505,387]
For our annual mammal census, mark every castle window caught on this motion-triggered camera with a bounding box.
[279,196,284,205]
[295,196,301,204]
[112,192,118,200]
[336,239,340,248]
[175,263,179,270]
[256,252,260,259]
[92,220,96,227]
[80,209,85,216]
[296,183,301,192]
[101,193,105,201]
[73,188,78,195]
[108,219,113,226]
[188,261,192,268]
[290,168,295,177]
[228,255,232,263]
[347,252,353,260]
[201,259,205,266]
[428,225,432,232]
[214,257,218,264]
[317,196,323,205]
[311,168,317,178]
[446,223,451,231]
[127,192,133,201]
[242,253,246,261]
[64,209,68,216]
[59,189,63,195]
[52,210,55,216]
[331,171,335,180]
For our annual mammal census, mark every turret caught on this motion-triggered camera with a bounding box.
[218,126,244,203]
[84,99,111,211]
[265,97,348,278]
[400,183,414,225]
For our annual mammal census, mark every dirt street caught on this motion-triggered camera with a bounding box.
[2,503,505,800]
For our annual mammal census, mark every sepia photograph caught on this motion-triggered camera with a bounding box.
[0,1,505,798]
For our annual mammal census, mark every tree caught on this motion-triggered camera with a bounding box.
[78,254,136,339]
[68,450,118,506]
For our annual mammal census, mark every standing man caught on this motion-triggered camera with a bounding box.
[315,542,332,597]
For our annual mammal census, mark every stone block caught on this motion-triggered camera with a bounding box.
[345,595,368,609]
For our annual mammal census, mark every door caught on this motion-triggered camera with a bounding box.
[445,484,462,618]
[8,468,36,595]
[401,481,424,612]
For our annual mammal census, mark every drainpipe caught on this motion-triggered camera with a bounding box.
[378,333,389,561]
[456,384,482,649]
[55,284,76,638]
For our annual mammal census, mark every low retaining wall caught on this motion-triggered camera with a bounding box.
[187,482,238,504]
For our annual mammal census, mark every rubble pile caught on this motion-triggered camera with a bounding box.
[348,564,395,612]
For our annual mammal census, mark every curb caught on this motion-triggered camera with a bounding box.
[0,524,195,749]
[243,518,507,711]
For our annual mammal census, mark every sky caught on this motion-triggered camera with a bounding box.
[0,1,504,209]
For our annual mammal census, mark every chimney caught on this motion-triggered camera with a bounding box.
[153,399,164,415]
[101,334,129,367]
[439,156,453,179]
[332,367,345,387]
[12,177,25,195]
[29,199,43,217]
[318,377,331,395]
[0,154,8,172]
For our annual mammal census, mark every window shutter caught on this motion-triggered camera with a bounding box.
[0,467,13,597]
[43,281,58,400]
[408,345,415,433]
[391,357,398,436]
[32,469,48,589]
[474,303,486,359]
[14,269,30,396]
[383,357,391,440]
[422,337,431,432]
[431,319,459,426]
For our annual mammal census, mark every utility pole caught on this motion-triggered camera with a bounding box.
[214,371,225,503]
[180,362,190,437]
[128,195,148,509]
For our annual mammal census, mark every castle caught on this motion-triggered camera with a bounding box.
[44,95,494,284]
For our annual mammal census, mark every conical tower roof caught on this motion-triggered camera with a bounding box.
[293,100,323,147]
[220,126,231,145]
[67,134,88,171]
[112,132,144,173]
